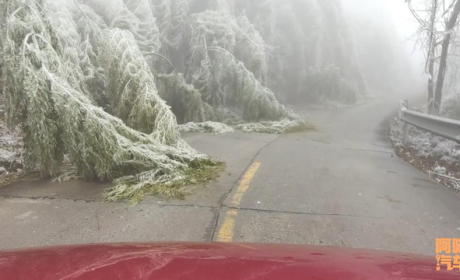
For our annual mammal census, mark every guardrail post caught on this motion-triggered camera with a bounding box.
[403,123,409,145]
[403,100,409,110]
[402,100,409,145]
[399,100,408,118]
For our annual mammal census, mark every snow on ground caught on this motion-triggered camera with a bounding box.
[390,117,460,191]
[236,119,308,134]
[178,122,235,134]
[179,118,311,135]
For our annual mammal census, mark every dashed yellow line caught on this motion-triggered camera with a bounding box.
[216,162,261,243]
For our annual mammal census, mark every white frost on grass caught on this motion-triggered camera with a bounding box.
[406,129,460,165]
[390,117,460,191]
[433,164,447,175]
[0,148,16,163]
[178,122,234,134]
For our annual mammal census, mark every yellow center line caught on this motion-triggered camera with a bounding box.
[216,162,261,243]
[231,162,261,207]
[216,210,237,243]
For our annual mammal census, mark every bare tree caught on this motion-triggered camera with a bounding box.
[427,0,439,112]
[408,0,460,114]
[434,0,460,112]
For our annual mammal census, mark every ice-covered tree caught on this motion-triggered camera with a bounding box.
[150,0,188,52]
[181,10,303,126]
[149,0,189,71]
[186,11,268,86]
[100,29,179,143]
[2,0,218,201]
[82,0,161,54]
[267,0,366,104]
[234,0,276,45]
[155,72,206,124]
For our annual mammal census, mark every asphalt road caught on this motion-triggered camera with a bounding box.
[1,95,460,255]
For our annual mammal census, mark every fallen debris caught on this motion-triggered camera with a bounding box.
[179,122,234,134]
[237,119,311,134]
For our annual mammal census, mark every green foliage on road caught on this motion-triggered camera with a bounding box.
[108,160,225,204]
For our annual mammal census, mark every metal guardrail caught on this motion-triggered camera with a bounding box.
[399,100,460,144]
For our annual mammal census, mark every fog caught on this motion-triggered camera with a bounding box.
[1,0,432,108]
[3,0,460,261]
[341,0,428,96]
[342,0,418,37]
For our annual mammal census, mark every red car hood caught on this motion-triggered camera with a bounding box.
[0,243,456,280]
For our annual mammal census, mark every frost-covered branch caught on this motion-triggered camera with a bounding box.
[3,0,219,202]
[100,29,179,144]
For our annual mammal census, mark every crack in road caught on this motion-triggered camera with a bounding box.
[154,203,388,219]
[217,135,282,207]
[95,211,101,231]
[210,134,282,241]
[225,206,388,220]
[138,203,393,220]
[4,194,446,225]
[413,178,438,185]
[0,195,100,203]
[344,148,394,155]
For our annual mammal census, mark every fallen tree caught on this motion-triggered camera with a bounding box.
[2,0,220,202]
[179,122,234,134]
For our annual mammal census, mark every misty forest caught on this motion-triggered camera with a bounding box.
[1,0,459,201]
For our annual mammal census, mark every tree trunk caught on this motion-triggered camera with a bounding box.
[428,48,435,113]
[427,0,437,114]
[433,0,460,114]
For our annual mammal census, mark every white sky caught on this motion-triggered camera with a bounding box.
[341,0,420,41]
[341,0,427,82]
